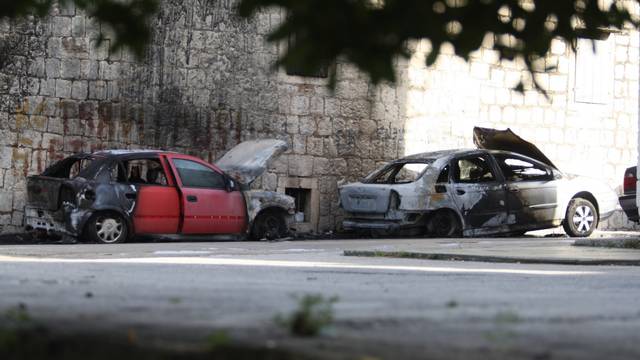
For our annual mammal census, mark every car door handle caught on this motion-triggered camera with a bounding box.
[186,195,198,202]
[508,187,520,193]
[125,193,137,199]
[456,189,466,195]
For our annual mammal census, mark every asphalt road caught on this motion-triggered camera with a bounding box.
[1,237,640,359]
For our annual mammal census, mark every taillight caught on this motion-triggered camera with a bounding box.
[623,171,636,194]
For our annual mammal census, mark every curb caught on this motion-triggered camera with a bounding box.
[574,237,640,249]
[343,250,640,266]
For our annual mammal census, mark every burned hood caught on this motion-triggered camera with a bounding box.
[215,139,288,184]
[473,127,557,169]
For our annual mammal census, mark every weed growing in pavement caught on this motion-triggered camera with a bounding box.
[206,330,230,349]
[276,294,338,337]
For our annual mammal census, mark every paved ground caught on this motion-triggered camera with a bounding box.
[1,233,640,359]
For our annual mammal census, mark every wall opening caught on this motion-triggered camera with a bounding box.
[285,187,311,222]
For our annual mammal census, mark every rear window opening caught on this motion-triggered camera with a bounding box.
[41,155,103,179]
[363,161,432,184]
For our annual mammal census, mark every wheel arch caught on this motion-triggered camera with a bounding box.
[425,207,465,229]
[250,206,292,239]
[570,192,599,215]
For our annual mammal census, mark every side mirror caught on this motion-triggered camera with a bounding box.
[226,178,235,192]
[435,184,447,193]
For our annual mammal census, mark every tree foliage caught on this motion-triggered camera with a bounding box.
[0,0,157,58]
[1,1,638,90]
[237,0,639,90]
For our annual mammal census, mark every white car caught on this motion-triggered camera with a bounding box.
[339,127,617,237]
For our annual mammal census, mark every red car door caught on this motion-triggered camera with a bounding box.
[118,157,181,234]
[167,155,247,234]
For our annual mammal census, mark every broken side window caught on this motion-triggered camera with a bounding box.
[493,154,553,182]
[437,165,450,183]
[172,159,225,189]
[116,159,168,185]
[453,156,496,183]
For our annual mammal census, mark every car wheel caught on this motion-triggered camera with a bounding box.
[426,210,461,238]
[563,198,598,237]
[85,212,128,244]
[252,211,288,240]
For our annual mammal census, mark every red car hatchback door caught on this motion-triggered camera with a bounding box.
[167,155,247,234]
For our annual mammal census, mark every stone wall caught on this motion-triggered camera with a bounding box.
[0,1,406,233]
[0,0,637,234]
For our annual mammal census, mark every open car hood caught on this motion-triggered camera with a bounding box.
[215,139,288,185]
[473,127,558,169]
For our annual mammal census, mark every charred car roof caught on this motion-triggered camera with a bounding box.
[389,148,556,170]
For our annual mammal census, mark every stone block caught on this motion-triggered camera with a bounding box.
[291,95,309,115]
[55,79,72,98]
[313,157,329,175]
[71,81,88,100]
[298,116,316,135]
[39,79,56,96]
[0,147,12,169]
[88,81,106,100]
[0,191,13,212]
[53,17,72,37]
[81,60,99,79]
[306,137,323,156]
[292,135,306,154]
[316,117,331,136]
[61,58,81,79]
[288,155,313,177]
[11,211,24,226]
[45,58,60,78]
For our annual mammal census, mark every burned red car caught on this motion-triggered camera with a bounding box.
[25,140,295,243]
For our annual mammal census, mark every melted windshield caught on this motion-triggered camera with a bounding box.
[363,161,433,184]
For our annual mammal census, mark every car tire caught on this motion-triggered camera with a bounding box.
[84,212,128,244]
[563,198,598,237]
[426,210,461,238]
[252,210,288,241]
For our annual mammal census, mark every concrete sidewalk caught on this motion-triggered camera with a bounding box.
[343,234,640,265]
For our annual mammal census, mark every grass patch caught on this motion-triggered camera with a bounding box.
[276,294,338,337]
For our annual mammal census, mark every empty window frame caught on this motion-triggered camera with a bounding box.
[574,35,614,104]
[493,154,553,182]
[285,187,311,222]
[453,156,496,183]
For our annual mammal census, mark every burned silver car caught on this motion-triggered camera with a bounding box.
[339,127,617,237]
[25,139,295,243]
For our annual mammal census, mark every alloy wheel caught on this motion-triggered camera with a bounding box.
[95,216,124,243]
[572,205,594,233]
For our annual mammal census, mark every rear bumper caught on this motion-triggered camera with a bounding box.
[618,194,639,222]
[24,205,86,236]
[24,206,68,233]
